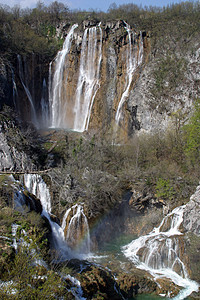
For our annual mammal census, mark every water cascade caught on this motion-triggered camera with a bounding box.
[23,174,69,258]
[23,174,91,258]
[49,23,102,131]
[73,24,102,132]
[115,25,143,125]
[40,78,49,127]
[122,205,199,299]
[49,24,78,128]
[61,204,90,254]
[17,55,38,128]
[11,68,18,110]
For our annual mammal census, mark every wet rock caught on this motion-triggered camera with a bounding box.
[117,272,157,298]
[79,265,122,300]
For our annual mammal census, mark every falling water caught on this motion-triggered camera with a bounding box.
[49,23,102,132]
[49,24,78,128]
[11,68,18,110]
[40,79,49,127]
[17,55,38,128]
[23,174,91,258]
[122,205,199,299]
[115,24,143,125]
[23,174,69,257]
[24,174,51,213]
[61,204,91,254]
[73,24,102,132]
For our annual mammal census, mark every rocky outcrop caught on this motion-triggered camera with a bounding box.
[0,120,35,172]
[0,106,48,172]
[0,57,14,109]
[183,184,200,236]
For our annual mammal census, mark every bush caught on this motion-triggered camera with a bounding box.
[155,178,175,201]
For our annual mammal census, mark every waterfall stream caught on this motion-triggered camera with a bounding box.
[62,204,90,254]
[49,23,102,132]
[17,55,38,128]
[73,24,102,132]
[40,78,49,127]
[122,205,199,299]
[115,24,143,125]
[24,174,69,258]
[23,174,91,259]
[49,24,78,128]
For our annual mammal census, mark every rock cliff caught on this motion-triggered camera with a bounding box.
[1,20,199,141]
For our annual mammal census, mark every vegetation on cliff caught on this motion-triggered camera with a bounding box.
[0,1,199,58]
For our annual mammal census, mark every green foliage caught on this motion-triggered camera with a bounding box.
[155,178,175,200]
[183,99,200,164]
[152,55,186,99]
[0,247,68,299]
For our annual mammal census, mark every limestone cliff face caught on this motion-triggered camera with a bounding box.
[49,20,200,138]
[0,117,35,171]
[49,20,149,139]
[2,20,199,139]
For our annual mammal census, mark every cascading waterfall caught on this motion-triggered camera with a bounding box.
[49,23,102,132]
[23,174,69,257]
[73,23,102,132]
[40,78,49,127]
[49,24,78,128]
[24,174,51,213]
[17,55,38,128]
[122,205,199,299]
[23,174,91,258]
[61,204,90,254]
[115,24,143,125]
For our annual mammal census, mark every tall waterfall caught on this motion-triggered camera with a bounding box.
[122,205,199,299]
[73,24,102,132]
[17,55,38,128]
[115,25,143,125]
[49,24,78,128]
[49,23,102,132]
[62,204,90,254]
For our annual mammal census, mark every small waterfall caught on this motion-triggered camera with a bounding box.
[17,55,38,128]
[122,205,199,299]
[40,78,49,127]
[62,204,91,254]
[24,174,51,213]
[49,24,78,128]
[11,68,18,110]
[23,174,91,259]
[115,25,143,125]
[73,23,102,132]
[23,174,69,258]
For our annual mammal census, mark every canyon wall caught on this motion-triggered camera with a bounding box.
[1,20,200,140]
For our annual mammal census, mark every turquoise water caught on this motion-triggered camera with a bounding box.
[134,295,191,300]
[98,233,137,253]
[91,235,193,300]
[134,295,166,300]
